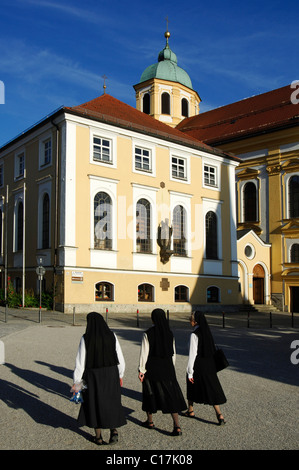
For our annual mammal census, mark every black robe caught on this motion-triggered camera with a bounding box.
[141,309,186,414]
[187,312,226,405]
[78,312,126,429]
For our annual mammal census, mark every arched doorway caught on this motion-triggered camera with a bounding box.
[253,264,265,304]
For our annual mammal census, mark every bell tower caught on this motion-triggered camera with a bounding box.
[134,29,201,128]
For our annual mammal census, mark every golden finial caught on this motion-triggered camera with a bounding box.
[102,75,107,94]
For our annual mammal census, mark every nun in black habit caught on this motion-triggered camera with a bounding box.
[72,312,126,445]
[184,311,227,425]
[138,308,186,436]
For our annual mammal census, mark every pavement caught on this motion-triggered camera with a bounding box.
[0,307,298,455]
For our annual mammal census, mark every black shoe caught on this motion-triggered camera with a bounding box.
[216,414,226,426]
[109,429,119,444]
[143,420,155,429]
[171,426,182,436]
[93,435,107,445]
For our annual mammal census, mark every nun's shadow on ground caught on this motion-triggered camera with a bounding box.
[2,362,137,443]
[121,386,218,435]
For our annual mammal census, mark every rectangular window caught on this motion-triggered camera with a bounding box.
[135,147,151,172]
[204,165,217,187]
[43,139,52,166]
[93,136,112,163]
[172,156,186,180]
[15,152,25,179]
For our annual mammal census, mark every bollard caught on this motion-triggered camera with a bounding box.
[106,307,108,324]
[247,310,250,328]
[167,309,169,323]
[73,307,76,326]
[270,311,272,328]
[5,304,7,323]
[137,309,139,327]
[0,341,4,365]
[222,311,225,328]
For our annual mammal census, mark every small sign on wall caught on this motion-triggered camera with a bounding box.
[72,271,83,283]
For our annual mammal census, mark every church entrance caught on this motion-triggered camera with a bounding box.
[253,264,265,304]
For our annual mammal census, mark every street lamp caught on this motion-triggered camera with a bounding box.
[36,255,46,323]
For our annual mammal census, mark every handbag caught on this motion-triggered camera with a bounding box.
[214,348,229,372]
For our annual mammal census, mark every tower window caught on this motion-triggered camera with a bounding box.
[161,92,170,115]
[181,98,189,117]
[143,93,150,114]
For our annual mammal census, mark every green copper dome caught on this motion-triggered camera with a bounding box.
[139,31,193,90]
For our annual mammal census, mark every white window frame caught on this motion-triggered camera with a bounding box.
[39,133,52,169]
[134,146,152,173]
[14,150,25,180]
[202,159,220,190]
[132,139,156,177]
[90,128,117,168]
[203,164,217,187]
[170,151,190,184]
[158,84,173,123]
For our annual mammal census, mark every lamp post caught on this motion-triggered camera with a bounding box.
[36,256,45,323]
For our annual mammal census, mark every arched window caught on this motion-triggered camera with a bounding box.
[143,93,150,114]
[161,92,170,115]
[173,205,187,256]
[42,193,50,249]
[138,283,154,302]
[175,285,189,302]
[207,286,220,303]
[205,211,218,259]
[95,281,114,301]
[291,243,299,263]
[181,98,189,117]
[94,192,112,250]
[244,182,258,222]
[17,201,23,251]
[136,198,151,253]
[289,175,299,218]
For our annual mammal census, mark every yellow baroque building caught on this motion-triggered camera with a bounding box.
[0,33,240,314]
[178,83,299,312]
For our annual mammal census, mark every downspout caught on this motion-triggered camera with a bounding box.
[51,119,59,312]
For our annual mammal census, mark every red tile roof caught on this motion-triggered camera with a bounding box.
[177,84,299,145]
[65,93,238,161]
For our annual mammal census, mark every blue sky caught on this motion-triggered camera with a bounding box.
[0,0,298,147]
